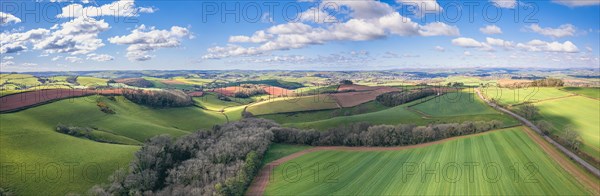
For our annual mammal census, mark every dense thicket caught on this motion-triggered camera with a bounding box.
[232,84,267,98]
[228,79,303,89]
[272,120,503,146]
[122,89,193,108]
[119,78,155,88]
[89,119,277,196]
[56,124,119,144]
[376,89,438,107]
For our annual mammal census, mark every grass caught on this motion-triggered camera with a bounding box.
[412,91,498,117]
[77,76,108,87]
[284,95,518,130]
[482,87,573,105]
[293,85,339,96]
[263,144,313,164]
[259,101,388,124]
[0,74,41,86]
[194,93,243,111]
[265,128,591,195]
[534,96,600,160]
[246,95,340,116]
[561,87,600,99]
[0,95,232,195]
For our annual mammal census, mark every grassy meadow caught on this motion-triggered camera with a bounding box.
[534,96,600,160]
[265,127,592,195]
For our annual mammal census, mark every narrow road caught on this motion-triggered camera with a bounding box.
[475,88,600,178]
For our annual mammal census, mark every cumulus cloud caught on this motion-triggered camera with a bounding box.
[65,56,83,63]
[434,46,445,52]
[1,12,21,25]
[490,0,517,8]
[479,25,503,34]
[0,28,50,54]
[108,25,191,61]
[57,0,156,18]
[203,1,459,59]
[516,40,579,53]
[526,24,576,38]
[452,37,484,48]
[552,0,600,7]
[485,37,514,48]
[34,17,110,55]
[299,7,337,23]
[87,53,114,61]
[396,0,443,16]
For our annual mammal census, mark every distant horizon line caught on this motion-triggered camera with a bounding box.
[2,67,599,74]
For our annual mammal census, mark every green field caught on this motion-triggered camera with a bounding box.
[246,95,340,116]
[76,76,108,87]
[285,94,518,130]
[0,95,232,195]
[482,87,573,105]
[0,74,41,86]
[260,101,388,124]
[293,85,339,96]
[561,87,600,99]
[263,144,313,164]
[194,93,244,111]
[265,128,591,195]
[534,96,600,159]
[412,91,498,117]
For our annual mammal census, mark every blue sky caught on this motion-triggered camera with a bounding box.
[0,0,599,71]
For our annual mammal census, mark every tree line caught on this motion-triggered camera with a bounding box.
[122,89,193,108]
[232,84,267,98]
[375,89,438,107]
[500,78,564,88]
[271,120,504,146]
[89,119,277,196]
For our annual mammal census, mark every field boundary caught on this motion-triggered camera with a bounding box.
[475,88,600,178]
[246,128,513,196]
[521,127,600,194]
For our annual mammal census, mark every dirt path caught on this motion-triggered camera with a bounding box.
[245,129,509,196]
[522,127,600,194]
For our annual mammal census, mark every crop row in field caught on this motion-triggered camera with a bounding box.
[265,128,591,195]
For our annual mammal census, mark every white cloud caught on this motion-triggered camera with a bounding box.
[479,25,503,34]
[552,0,600,7]
[526,24,576,38]
[299,7,336,23]
[451,37,484,48]
[87,53,114,61]
[65,56,83,63]
[490,0,517,8]
[51,56,62,61]
[109,25,191,61]
[1,12,21,25]
[324,0,395,19]
[516,40,579,53]
[205,9,459,59]
[57,0,156,18]
[464,51,472,56]
[2,56,14,60]
[485,37,513,48]
[0,28,50,54]
[34,17,110,55]
[396,0,443,16]
[418,22,460,36]
[434,46,445,52]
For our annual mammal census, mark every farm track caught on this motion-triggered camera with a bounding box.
[475,89,600,178]
[521,127,600,194]
[246,129,512,196]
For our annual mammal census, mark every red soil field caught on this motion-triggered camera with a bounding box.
[261,86,295,97]
[331,87,399,107]
[0,89,123,112]
[337,84,397,92]
[187,91,205,97]
[211,86,238,97]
